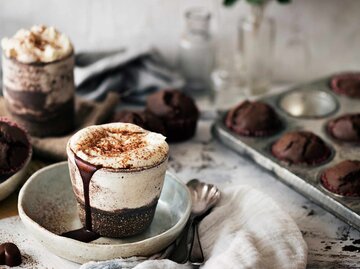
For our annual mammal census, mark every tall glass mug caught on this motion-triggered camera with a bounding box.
[1,25,75,137]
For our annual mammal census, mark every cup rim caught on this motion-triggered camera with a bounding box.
[66,143,169,173]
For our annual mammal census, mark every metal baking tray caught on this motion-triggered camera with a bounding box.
[212,76,360,230]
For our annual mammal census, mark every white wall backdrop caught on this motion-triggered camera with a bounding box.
[1,0,360,82]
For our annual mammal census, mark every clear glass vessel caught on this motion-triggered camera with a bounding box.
[239,5,275,96]
[178,7,214,92]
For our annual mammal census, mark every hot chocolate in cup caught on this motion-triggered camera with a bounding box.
[1,25,75,137]
[66,123,169,238]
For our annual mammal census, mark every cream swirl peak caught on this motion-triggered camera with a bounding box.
[1,25,73,63]
[69,123,169,169]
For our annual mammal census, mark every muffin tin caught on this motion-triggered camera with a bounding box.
[212,76,360,230]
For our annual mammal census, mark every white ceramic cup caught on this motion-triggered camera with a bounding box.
[66,123,169,237]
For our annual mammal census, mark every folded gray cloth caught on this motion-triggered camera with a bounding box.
[75,45,184,103]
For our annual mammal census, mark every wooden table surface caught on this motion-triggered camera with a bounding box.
[0,191,18,219]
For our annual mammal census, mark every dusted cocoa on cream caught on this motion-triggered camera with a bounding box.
[1,25,73,63]
[69,123,168,169]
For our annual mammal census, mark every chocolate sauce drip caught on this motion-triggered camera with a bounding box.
[61,155,101,242]
[0,242,22,267]
[74,155,100,230]
[61,227,100,243]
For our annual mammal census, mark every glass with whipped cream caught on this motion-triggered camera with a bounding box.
[1,25,75,137]
[66,123,169,238]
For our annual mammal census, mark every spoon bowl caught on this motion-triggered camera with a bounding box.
[187,179,221,217]
[187,179,221,266]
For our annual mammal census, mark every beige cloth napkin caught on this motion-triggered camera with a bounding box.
[0,93,119,161]
[81,185,308,269]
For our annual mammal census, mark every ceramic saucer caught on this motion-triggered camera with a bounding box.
[18,162,191,264]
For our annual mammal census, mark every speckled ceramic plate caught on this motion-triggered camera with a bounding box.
[18,162,191,264]
[0,151,32,201]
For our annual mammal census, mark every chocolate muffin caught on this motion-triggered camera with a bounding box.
[321,160,360,196]
[146,89,199,142]
[110,110,166,136]
[330,72,360,98]
[225,100,281,137]
[0,118,31,182]
[272,131,331,165]
[327,113,360,143]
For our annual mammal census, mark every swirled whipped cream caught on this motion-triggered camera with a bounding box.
[1,25,73,63]
[69,123,169,169]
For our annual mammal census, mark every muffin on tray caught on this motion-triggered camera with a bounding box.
[272,131,331,165]
[327,113,360,143]
[225,100,281,137]
[330,72,360,98]
[321,160,360,197]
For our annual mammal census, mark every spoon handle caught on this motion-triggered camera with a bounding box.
[189,220,204,265]
[169,217,194,263]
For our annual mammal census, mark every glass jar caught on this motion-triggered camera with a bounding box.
[211,2,245,93]
[178,7,214,92]
[239,5,275,96]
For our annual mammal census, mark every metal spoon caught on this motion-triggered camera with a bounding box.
[187,179,221,266]
[169,179,221,265]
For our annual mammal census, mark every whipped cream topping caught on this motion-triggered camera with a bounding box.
[1,25,73,63]
[69,123,168,169]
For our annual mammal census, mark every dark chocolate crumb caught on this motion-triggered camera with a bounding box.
[342,245,360,252]
[307,209,315,216]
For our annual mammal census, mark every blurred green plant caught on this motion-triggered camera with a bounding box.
[224,0,291,6]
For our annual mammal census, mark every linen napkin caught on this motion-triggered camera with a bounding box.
[0,92,119,161]
[80,185,308,269]
[75,45,184,103]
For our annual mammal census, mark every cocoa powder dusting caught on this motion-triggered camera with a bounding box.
[81,129,148,158]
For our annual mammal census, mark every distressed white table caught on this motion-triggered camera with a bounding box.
[0,119,359,268]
